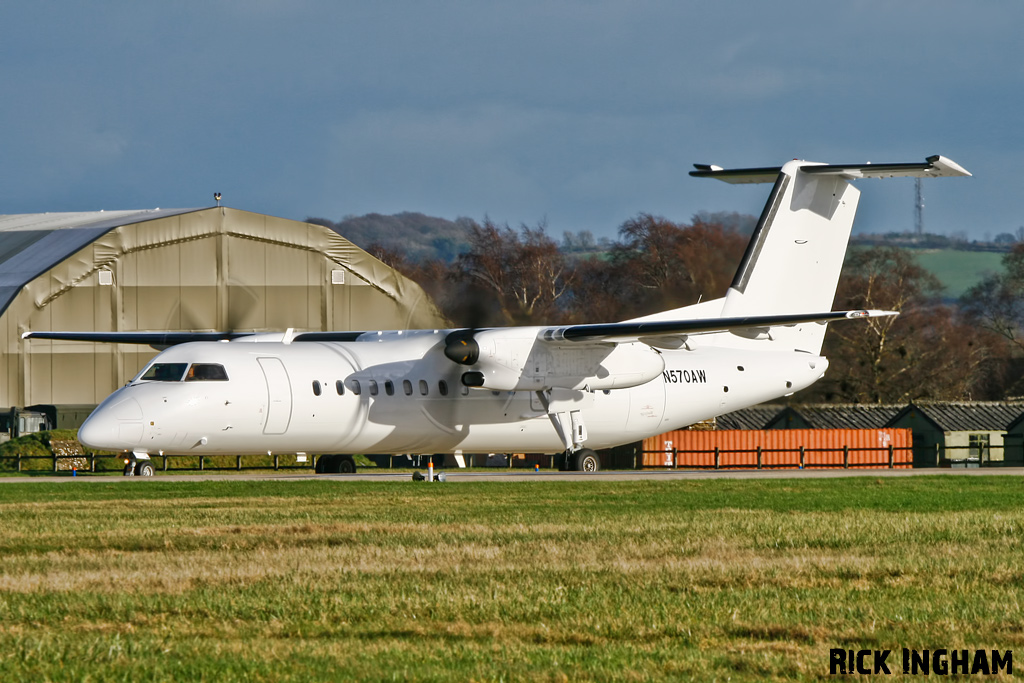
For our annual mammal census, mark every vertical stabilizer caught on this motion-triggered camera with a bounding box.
[720,160,859,352]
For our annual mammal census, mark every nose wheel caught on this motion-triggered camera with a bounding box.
[123,453,154,477]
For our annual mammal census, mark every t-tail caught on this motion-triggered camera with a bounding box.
[688,155,970,354]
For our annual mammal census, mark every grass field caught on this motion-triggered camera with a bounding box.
[908,249,1004,299]
[0,477,1021,681]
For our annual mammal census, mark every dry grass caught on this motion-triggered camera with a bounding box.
[0,477,1021,681]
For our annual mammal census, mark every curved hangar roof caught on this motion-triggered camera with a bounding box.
[1,207,447,407]
[0,209,199,316]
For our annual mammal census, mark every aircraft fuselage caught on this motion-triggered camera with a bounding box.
[78,329,826,456]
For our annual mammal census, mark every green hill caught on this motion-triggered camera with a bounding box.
[906,249,1004,299]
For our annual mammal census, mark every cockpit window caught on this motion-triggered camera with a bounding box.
[185,364,229,381]
[140,363,189,382]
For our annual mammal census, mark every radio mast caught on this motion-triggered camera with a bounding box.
[914,177,924,236]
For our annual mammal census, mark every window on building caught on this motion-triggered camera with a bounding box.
[968,433,991,461]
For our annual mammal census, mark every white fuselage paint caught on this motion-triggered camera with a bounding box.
[78,329,826,456]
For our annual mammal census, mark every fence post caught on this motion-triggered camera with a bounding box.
[53,453,58,473]
[843,445,849,469]
[935,443,941,467]
[714,446,720,470]
[888,444,894,469]
[91,453,96,473]
[756,446,762,470]
[17,452,22,472]
[672,448,678,470]
[274,453,279,470]
[799,446,805,470]
[200,455,205,471]
[236,455,241,470]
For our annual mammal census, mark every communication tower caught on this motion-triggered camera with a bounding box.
[914,177,924,236]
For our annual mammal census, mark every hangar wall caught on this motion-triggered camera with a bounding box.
[1,207,447,406]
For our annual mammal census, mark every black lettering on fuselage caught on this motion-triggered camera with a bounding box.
[663,369,707,384]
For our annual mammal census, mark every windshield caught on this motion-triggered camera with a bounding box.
[185,364,229,381]
[140,363,189,382]
[137,363,229,382]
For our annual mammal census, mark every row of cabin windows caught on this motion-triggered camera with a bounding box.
[311,378,456,397]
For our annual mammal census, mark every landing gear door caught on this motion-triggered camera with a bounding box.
[258,357,292,435]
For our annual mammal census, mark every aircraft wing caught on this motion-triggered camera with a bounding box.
[691,155,971,184]
[22,331,253,345]
[539,309,896,344]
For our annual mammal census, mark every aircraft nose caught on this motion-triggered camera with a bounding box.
[78,397,145,450]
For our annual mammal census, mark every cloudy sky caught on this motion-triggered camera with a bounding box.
[1,2,1020,239]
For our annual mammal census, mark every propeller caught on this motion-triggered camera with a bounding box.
[442,289,492,384]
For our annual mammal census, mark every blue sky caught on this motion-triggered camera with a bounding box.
[1,2,1020,239]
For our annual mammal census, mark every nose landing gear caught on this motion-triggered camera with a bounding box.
[123,452,154,477]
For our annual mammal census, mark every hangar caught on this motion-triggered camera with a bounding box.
[1,207,446,411]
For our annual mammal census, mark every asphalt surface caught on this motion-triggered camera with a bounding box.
[3,467,1022,483]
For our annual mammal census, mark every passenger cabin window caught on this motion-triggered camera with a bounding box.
[185,364,229,381]
[336,380,345,396]
[438,380,448,396]
[351,380,362,395]
[384,380,394,396]
[141,363,188,382]
[403,379,413,395]
[419,380,428,396]
[312,380,322,396]
[369,380,379,396]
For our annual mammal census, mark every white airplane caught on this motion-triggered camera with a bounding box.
[26,155,970,475]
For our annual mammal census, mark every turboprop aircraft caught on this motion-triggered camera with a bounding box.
[25,155,970,475]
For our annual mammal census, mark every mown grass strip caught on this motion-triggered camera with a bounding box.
[0,476,1021,681]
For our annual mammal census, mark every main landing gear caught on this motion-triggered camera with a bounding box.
[556,448,601,472]
[315,454,357,474]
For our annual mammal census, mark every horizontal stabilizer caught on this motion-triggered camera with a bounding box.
[540,309,896,344]
[690,155,970,184]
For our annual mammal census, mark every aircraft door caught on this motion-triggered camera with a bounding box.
[258,357,293,435]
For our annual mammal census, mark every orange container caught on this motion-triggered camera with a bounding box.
[642,428,912,469]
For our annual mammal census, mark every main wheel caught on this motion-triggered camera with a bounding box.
[337,456,356,474]
[573,449,601,472]
[556,451,571,471]
[135,461,155,477]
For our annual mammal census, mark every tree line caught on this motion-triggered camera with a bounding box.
[359,214,1024,404]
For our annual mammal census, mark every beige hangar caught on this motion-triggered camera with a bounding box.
[0,207,446,408]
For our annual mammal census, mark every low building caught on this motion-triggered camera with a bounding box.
[887,402,1024,467]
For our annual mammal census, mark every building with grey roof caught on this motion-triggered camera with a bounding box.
[765,404,902,430]
[887,401,1024,467]
[1,207,446,410]
[714,405,785,430]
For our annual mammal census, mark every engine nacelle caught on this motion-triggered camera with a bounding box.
[459,330,665,391]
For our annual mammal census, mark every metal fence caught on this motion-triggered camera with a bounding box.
[641,445,911,470]
[0,452,319,474]
[643,443,1017,470]
[0,443,1016,474]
